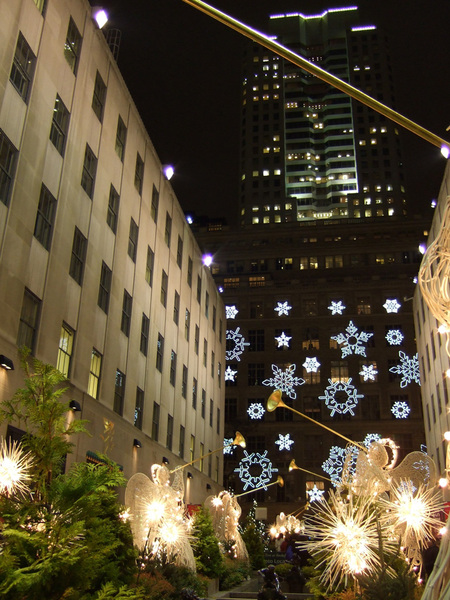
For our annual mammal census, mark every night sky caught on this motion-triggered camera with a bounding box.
[100,0,450,226]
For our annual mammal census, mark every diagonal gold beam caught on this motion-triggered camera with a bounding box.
[181,0,449,151]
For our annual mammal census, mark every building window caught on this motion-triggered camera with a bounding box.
[303,298,318,316]
[197,276,202,303]
[0,130,18,206]
[194,325,199,354]
[211,351,215,378]
[190,435,195,463]
[64,18,82,73]
[205,292,209,318]
[209,399,214,427]
[248,363,265,386]
[187,257,193,287]
[81,144,97,198]
[185,309,190,341]
[115,115,127,161]
[170,351,177,386]
[203,339,208,367]
[156,333,164,372]
[201,389,206,419]
[57,323,74,377]
[276,397,293,422]
[10,32,36,102]
[87,349,102,399]
[164,212,172,246]
[145,246,154,286]
[218,362,222,387]
[216,407,221,434]
[140,313,149,356]
[151,184,159,221]
[135,153,144,194]
[330,360,349,382]
[34,185,56,250]
[250,302,264,319]
[249,329,265,352]
[212,306,216,331]
[17,288,40,352]
[182,365,188,398]
[303,397,321,422]
[114,369,125,416]
[192,378,197,409]
[32,0,46,14]
[177,236,183,268]
[121,290,132,337]
[303,365,320,385]
[167,414,174,451]
[179,425,185,458]
[128,218,138,262]
[135,387,144,429]
[69,227,87,285]
[173,291,180,325]
[362,394,380,420]
[160,270,168,307]
[98,261,112,314]
[199,442,204,472]
[49,95,69,155]
[357,296,371,315]
[152,402,160,441]
[105,186,119,234]
[92,71,106,121]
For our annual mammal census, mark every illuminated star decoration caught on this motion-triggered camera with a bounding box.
[275,434,294,451]
[275,332,291,348]
[226,328,250,362]
[224,366,237,382]
[262,363,305,400]
[234,450,278,490]
[274,301,292,316]
[318,378,364,417]
[331,321,373,358]
[225,305,239,319]
[223,438,235,455]
[303,356,321,373]
[359,364,378,381]
[385,329,404,346]
[328,300,346,315]
[307,484,325,503]
[389,351,421,387]
[383,298,401,313]
[391,401,411,419]
[247,402,265,420]
[0,438,33,497]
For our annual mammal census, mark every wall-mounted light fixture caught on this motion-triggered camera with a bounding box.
[206,483,212,490]
[92,6,108,28]
[0,355,14,371]
[162,457,170,465]
[163,165,174,180]
[187,472,193,479]
[69,400,81,412]
[133,438,142,448]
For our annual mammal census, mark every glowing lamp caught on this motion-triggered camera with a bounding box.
[431,199,437,208]
[446,369,450,379]
[441,145,450,159]
[439,477,448,488]
[92,7,108,28]
[419,243,427,255]
[445,431,450,442]
[163,165,174,180]
[202,254,213,267]
[186,215,194,224]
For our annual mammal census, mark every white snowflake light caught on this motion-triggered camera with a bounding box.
[385,329,404,346]
[331,321,373,358]
[391,401,411,419]
[226,327,250,362]
[262,364,305,400]
[234,450,278,490]
[225,305,239,319]
[328,300,346,315]
[359,364,378,381]
[275,332,291,348]
[383,298,401,313]
[318,378,364,417]
[303,357,321,373]
[322,446,347,487]
[224,366,237,382]
[389,351,421,388]
[274,301,292,316]
[223,438,235,455]
[247,402,265,420]
[364,433,381,448]
[275,434,294,451]
[307,484,325,503]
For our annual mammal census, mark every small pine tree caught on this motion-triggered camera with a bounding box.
[192,506,225,578]
[241,501,266,570]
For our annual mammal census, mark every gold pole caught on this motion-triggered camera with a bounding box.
[234,475,284,498]
[170,431,246,473]
[181,0,450,151]
[289,459,332,483]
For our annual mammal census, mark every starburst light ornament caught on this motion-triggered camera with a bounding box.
[225,305,239,319]
[331,321,373,358]
[389,351,421,387]
[307,484,325,503]
[234,450,278,490]
[224,366,237,382]
[275,332,291,348]
[0,438,34,497]
[275,434,294,451]
[391,400,411,419]
[247,402,265,420]
[383,298,401,313]
[226,327,250,362]
[359,364,378,381]
[328,300,346,315]
[385,328,404,346]
[274,301,292,316]
[302,357,321,373]
[262,364,305,400]
[223,438,235,455]
[318,378,364,417]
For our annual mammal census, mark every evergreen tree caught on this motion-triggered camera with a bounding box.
[241,501,266,570]
[192,506,225,578]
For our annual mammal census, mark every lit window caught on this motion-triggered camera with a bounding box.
[10,32,36,101]
[88,349,102,399]
[50,95,69,155]
[57,323,74,377]
[64,18,82,74]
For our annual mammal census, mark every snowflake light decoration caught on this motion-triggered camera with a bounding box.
[385,329,404,346]
[359,364,378,381]
[275,434,294,451]
[389,351,421,388]
[225,305,239,319]
[307,484,325,503]
[364,433,381,448]
[275,332,291,348]
[224,366,237,382]
[274,301,292,316]
[391,401,411,419]
[262,364,305,400]
[328,300,346,315]
[318,378,364,417]
[247,402,265,420]
[322,446,347,487]
[234,450,278,491]
[303,357,321,373]
[223,438,235,455]
[383,298,401,313]
[226,327,250,362]
[331,321,373,358]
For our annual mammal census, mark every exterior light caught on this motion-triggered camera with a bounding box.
[187,472,193,479]
[202,254,213,267]
[133,438,142,448]
[0,355,14,370]
[163,165,174,180]
[206,483,212,490]
[446,369,450,378]
[162,456,170,465]
[218,286,224,293]
[69,400,81,412]
[92,7,108,29]
[439,477,448,488]
[431,199,437,208]
[418,243,426,255]
[186,215,194,224]
[444,431,450,442]
[441,145,450,159]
